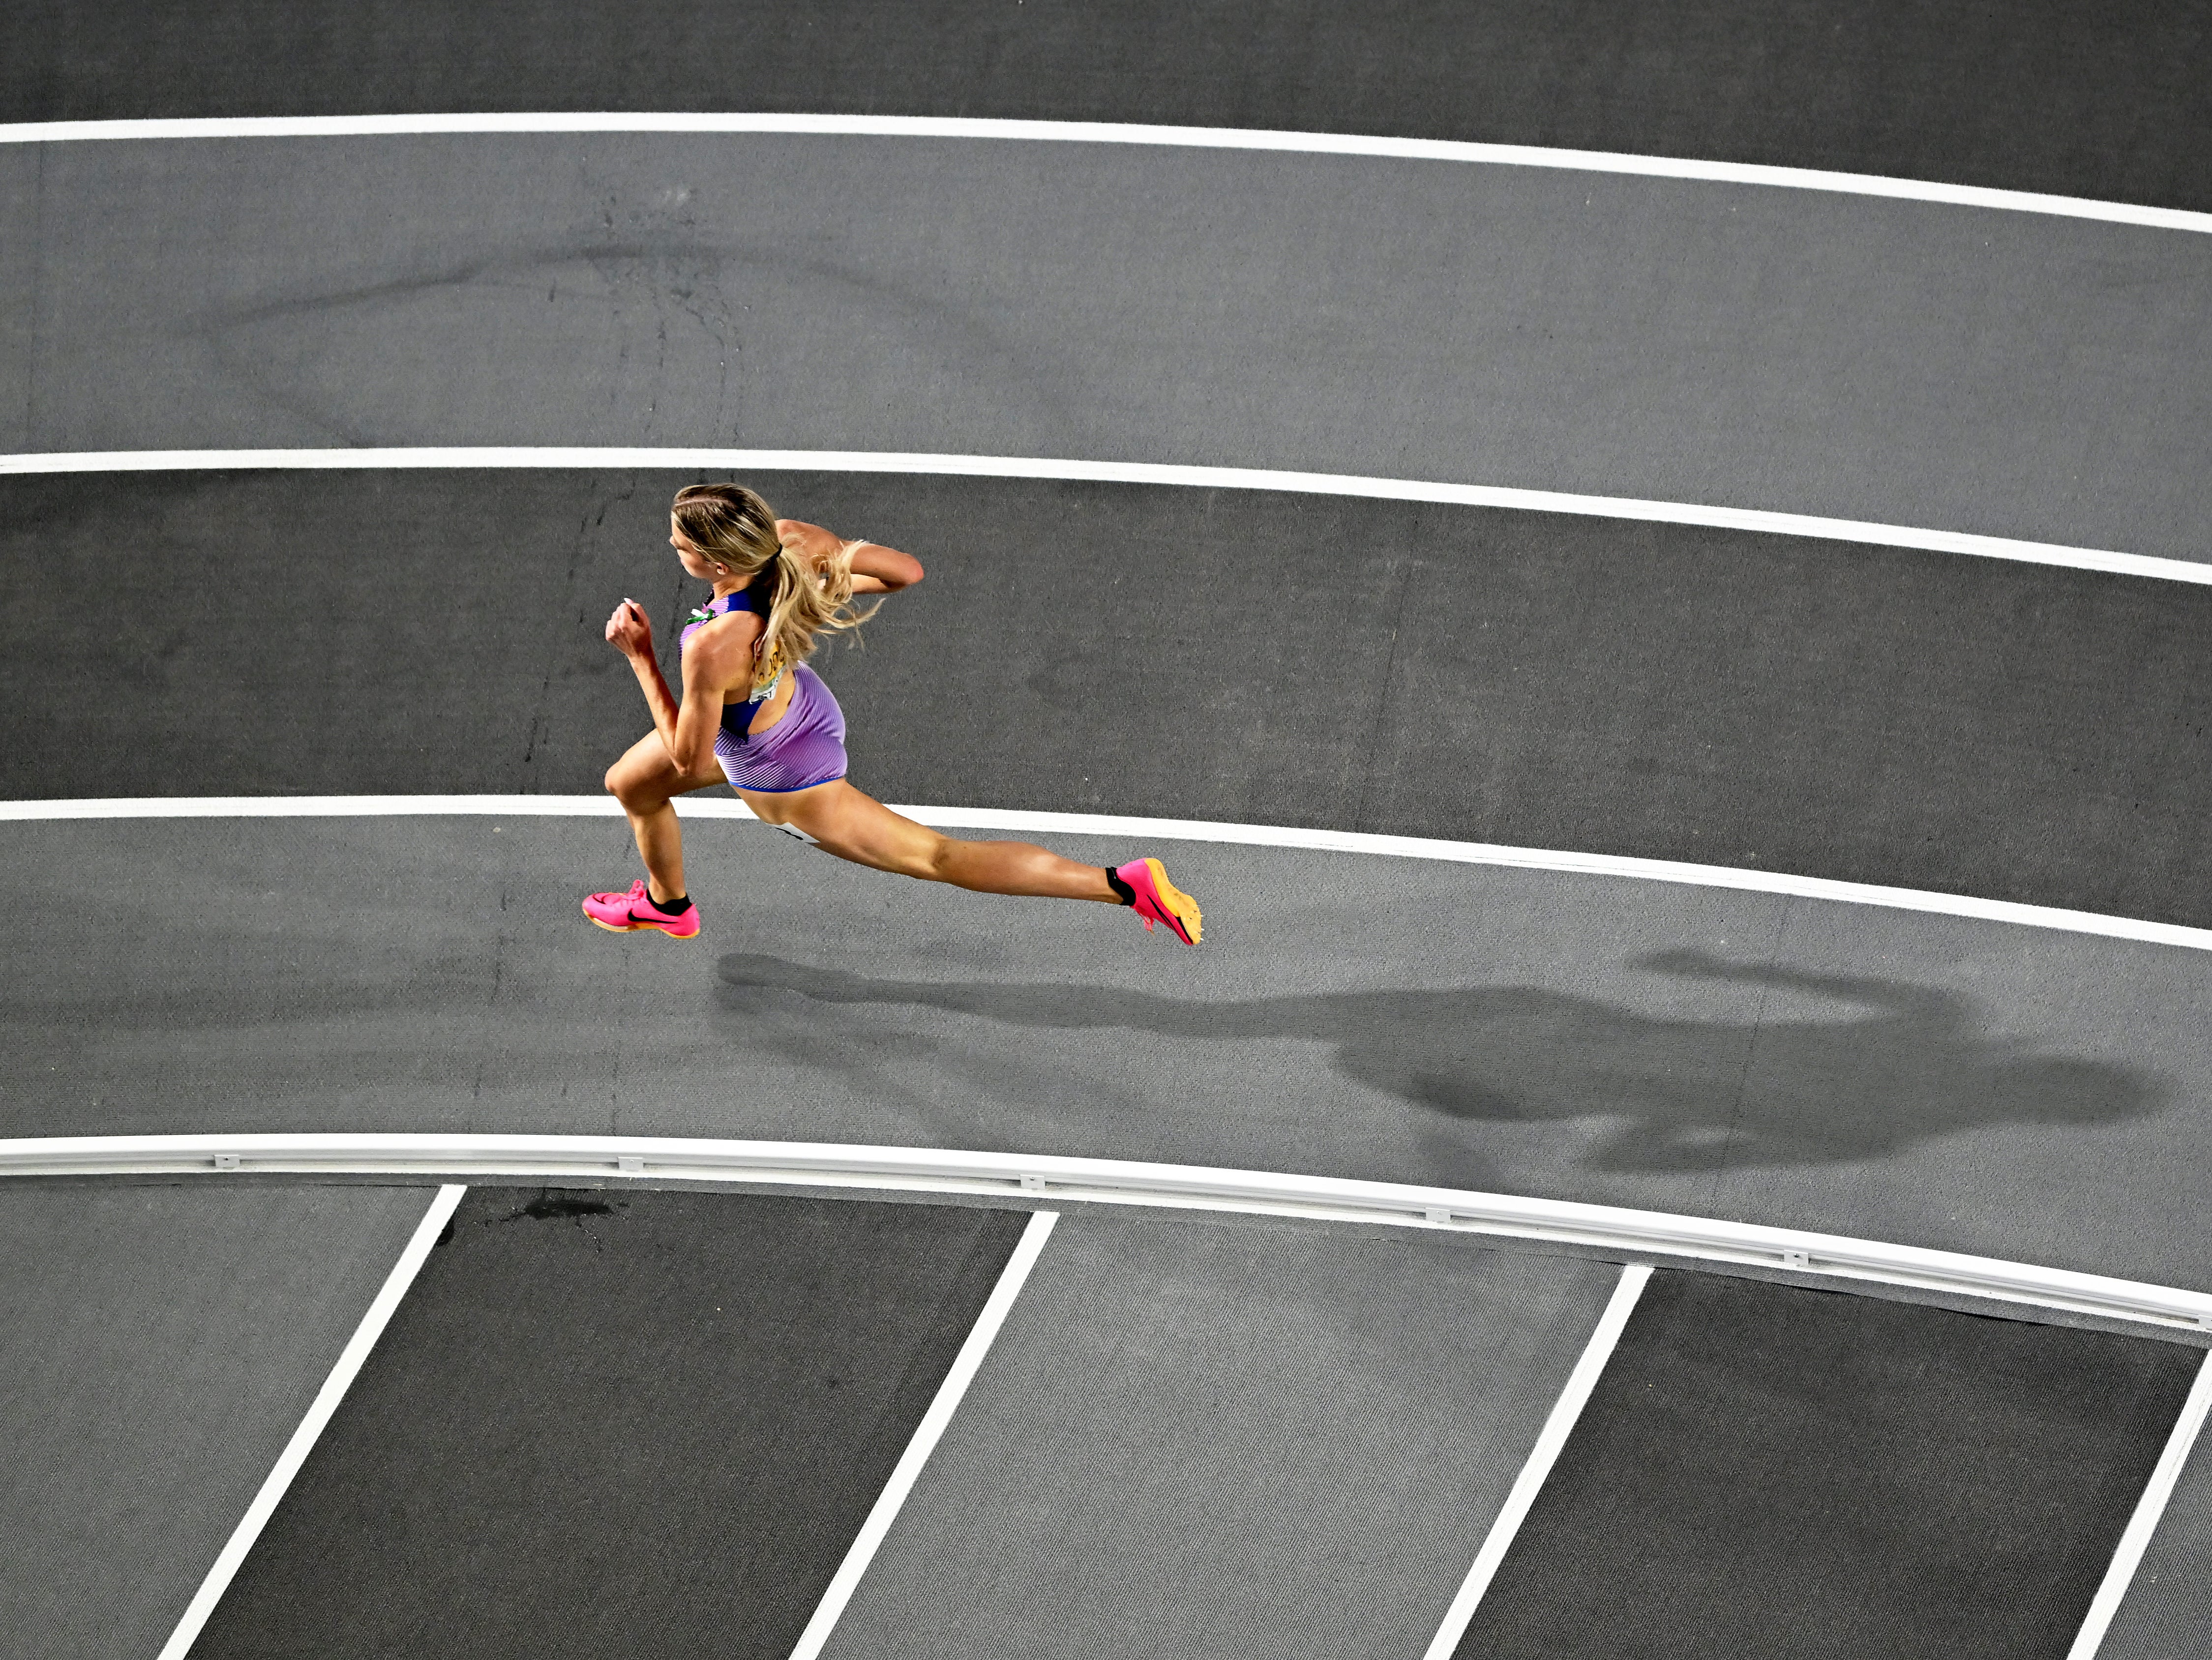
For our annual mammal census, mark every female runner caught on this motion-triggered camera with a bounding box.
[584,481,1203,944]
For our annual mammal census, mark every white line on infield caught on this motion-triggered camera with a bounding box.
[1422,1262,1652,1660]
[2067,1349,2212,1660]
[0,114,2205,237]
[0,445,2197,586]
[155,1184,465,1660]
[785,1209,1058,1660]
[7,794,2212,956]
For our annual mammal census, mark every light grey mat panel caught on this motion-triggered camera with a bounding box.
[820,1207,1620,1660]
[0,1182,440,1660]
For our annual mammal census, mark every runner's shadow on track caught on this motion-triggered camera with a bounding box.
[714,948,2160,1173]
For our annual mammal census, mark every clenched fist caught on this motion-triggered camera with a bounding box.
[604,598,653,659]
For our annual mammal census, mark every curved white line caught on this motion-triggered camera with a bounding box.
[6,794,2211,955]
[2,446,2198,585]
[4,1134,2206,1330]
[0,114,2205,236]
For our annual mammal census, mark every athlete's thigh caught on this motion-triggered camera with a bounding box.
[610,729,725,798]
[742,780,940,873]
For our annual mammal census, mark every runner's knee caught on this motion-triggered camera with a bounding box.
[606,762,665,813]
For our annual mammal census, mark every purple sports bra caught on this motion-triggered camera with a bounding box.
[678,565,785,738]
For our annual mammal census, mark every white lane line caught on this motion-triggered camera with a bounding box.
[0,114,2205,236]
[156,1183,465,1660]
[1422,1262,1652,1660]
[2067,1349,2212,1660]
[785,1208,1057,1660]
[1,445,2196,585]
[8,794,2212,957]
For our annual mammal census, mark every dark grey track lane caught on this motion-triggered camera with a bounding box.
[1457,1272,2199,1660]
[0,1182,438,1660]
[7,1,2212,212]
[190,1188,1026,1660]
[7,816,2211,1290]
[820,1209,1619,1660]
[9,137,2212,556]
[11,468,2212,928]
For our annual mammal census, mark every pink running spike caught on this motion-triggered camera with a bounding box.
[1115,858,1203,944]
[581,880,701,939]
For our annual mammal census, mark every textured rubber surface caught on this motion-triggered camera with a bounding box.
[10,138,2212,559]
[1456,1271,2200,1660]
[6,815,2209,1292]
[10,468,2212,929]
[5,1,2212,211]
[820,1209,1621,1660]
[0,1183,438,1660]
[187,1187,1026,1660]
[0,148,30,455]
[2096,1408,2212,1660]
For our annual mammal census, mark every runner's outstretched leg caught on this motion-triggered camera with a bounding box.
[748,780,1203,943]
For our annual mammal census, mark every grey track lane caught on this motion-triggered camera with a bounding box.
[817,1208,1619,1660]
[0,1181,438,1660]
[8,816,2211,1289]
[8,137,2212,557]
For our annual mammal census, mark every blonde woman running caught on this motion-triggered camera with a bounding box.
[585,482,1203,944]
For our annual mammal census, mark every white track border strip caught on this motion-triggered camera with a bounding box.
[1,446,2196,586]
[7,794,2212,956]
[155,1183,465,1660]
[1422,1263,1651,1660]
[7,1135,2209,1333]
[0,114,2204,237]
[785,1208,1056,1660]
[2067,1348,2212,1660]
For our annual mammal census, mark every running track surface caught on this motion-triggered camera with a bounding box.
[9,8,2212,1659]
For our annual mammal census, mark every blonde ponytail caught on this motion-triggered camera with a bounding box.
[670,483,881,690]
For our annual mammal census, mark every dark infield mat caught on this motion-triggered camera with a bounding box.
[185,1186,1027,1660]
[1454,1270,2201,1660]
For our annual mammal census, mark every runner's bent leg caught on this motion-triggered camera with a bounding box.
[605,730,725,905]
